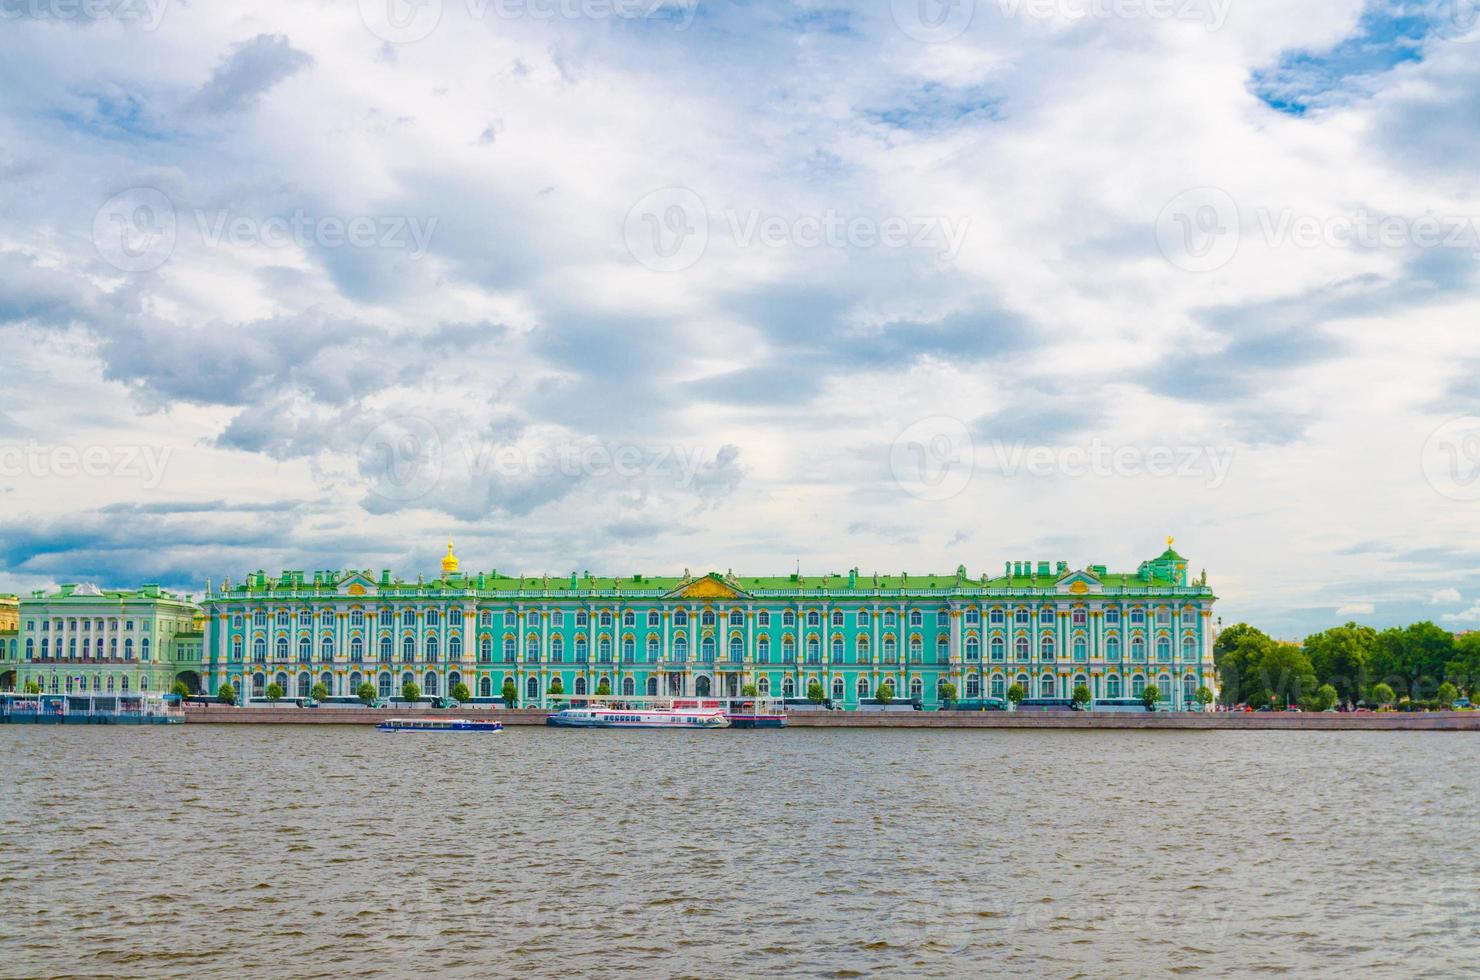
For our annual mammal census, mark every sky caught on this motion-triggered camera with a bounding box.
[0,0,1478,638]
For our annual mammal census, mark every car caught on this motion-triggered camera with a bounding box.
[1255,705,1274,712]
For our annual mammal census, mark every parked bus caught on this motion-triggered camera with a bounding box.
[1091,697,1152,712]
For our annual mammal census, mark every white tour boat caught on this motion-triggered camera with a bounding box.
[546,701,730,729]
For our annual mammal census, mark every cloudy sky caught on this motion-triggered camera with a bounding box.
[1,0,1478,637]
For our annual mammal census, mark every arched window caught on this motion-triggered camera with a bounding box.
[1040,636,1054,661]
[1157,636,1172,662]
[504,637,518,662]
[1182,636,1197,661]
[1014,637,1029,661]
[647,676,660,696]
[575,676,588,696]
[806,611,820,627]
[623,637,636,662]
[806,638,820,664]
[622,610,635,628]
[883,635,897,659]
[251,638,263,662]
[909,610,922,627]
[426,636,439,662]
[646,635,659,662]
[321,638,333,662]
[831,676,845,701]
[600,611,613,628]
[701,610,716,627]
[909,636,923,662]
[526,676,539,701]
[525,636,538,663]
[1183,674,1197,701]
[1073,636,1087,661]
[575,636,588,661]
[966,674,981,697]
[1106,636,1121,661]
[380,636,393,661]
[298,637,311,662]
[991,674,1005,699]
[1041,675,1055,697]
[648,610,660,627]
[756,636,770,664]
[402,636,415,662]
[757,676,771,696]
[598,637,613,662]
[297,672,311,698]
[275,637,288,660]
[910,677,923,700]
[782,677,796,698]
[551,636,564,662]
[673,610,688,628]
[729,636,744,662]
[696,636,712,662]
[479,638,492,663]
[937,636,949,662]
[782,610,796,628]
[1132,636,1146,661]
[966,636,980,661]
[857,676,870,700]
[673,636,688,662]
[377,672,392,698]
[782,636,795,661]
[830,636,844,661]
[479,676,492,697]
[622,677,636,696]
[449,636,462,659]
[1132,674,1146,697]
[856,635,870,662]
[1107,674,1122,698]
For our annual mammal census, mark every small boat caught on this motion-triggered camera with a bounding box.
[546,703,729,729]
[376,717,502,732]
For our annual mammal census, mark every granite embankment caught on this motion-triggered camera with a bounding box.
[183,704,1480,730]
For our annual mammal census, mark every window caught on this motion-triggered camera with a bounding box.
[673,610,687,628]
[1106,607,1120,626]
[910,678,923,700]
[575,636,588,662]
[857,609,869,627]
[1074,636,1088,661]
[648,610,660,627]
[622,637,635,662]
[1072,608,1086,627]
[1107,674,1122,698]
[758,610,770,628]
[832,677,844,701]
[1183,674,1197,701]
[782,610,795,628]
[600,611,613,628]
[275,637,288,660]
[1014,637,1029,661]
[1132,674,1146,697]
[428,609,440,627]
[757,677,771,696]
[782,636,795,661]
[1130,608,1145,626]
[700,636,715,662]
[622,610,635,628]
[1042,675,1055,698]
[1156,608,1171,626]
[646,635,659,662]
[525,636,538,663]
[730,636,744,662]
[505,637,518,662]
[909,636,923,663]
[1014,608,1029,626]
[622,677,636,696]
[350,637,364,662]
[831,610,844,627]
[702,610,717,627]
[673,636,688,662]
[1106,636,1121,662]
[1132,636,1146,661]
[966,675,980,698]
[806,611,820,627]
[350,610,364,628]
[599,637,613,662]
[965,608,980,626]
[1040,636,1054,661]
[551,636,563,662]
[380,636,393,661]
[449,636,462,659]
[857,676,870,700]
[254,610,267,627]
[298,637,311,662]
[1157,636,1171,662]
[757,636,770,664]
[937,636,950,662]
[909,610,922,627]
[1182,636,1198,661]
[782,677,795,699]
[480,676,492,697]
[427,636,440,662]
[856,635,870,662]
[883,611,896,627]
[966,636,980,661]
[831,636,844,661]
[480,611,492,627]
[883,635,897,659]
[506,610,518,627]
[806,638,820,664]
[990,636,1004,661]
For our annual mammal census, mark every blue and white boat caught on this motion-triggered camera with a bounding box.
[546,703,729,729]
[376,717,502,732]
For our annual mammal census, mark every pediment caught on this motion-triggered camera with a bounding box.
[666,574,750,601]
[337,572,378,597]
[1055,570,1103,595]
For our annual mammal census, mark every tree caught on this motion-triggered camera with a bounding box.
[265,682,284,703]
[24,680,42,695]
[806,680,825,704]
[876,682,895,705]
[1141,683,1161,711]
[1195,685,1214,710]
[1372,622,1454,701]
[501,678,517,707]
[1303,623,1377,705]
[310,682,329,703]
[548,676,564,696]
[216,682,236,705]
[1071,683,1091,709]
[451,681,471,704]
[1006,683,1025,707]
[402,680,421,703]
[1213,627,1277,706]
[595,679,612,697]
[1259,643,1318,709]
[741,682,758,697]
[1370,682,1395,708]
[1436,682,1458,708]
[1314,684,1338,712]
[170,680,190,700]
[1445,632,1480,698]
[940,682,958,705]
[357,681,377,706]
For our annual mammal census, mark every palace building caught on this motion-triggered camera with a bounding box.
[5,584,203,696]
[194,540,1218,710]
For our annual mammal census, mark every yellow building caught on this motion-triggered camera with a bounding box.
[0,595,17,632]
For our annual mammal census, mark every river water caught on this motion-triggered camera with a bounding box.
[0,726,1475,978]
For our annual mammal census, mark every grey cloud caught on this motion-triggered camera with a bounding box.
[188,34,315,115]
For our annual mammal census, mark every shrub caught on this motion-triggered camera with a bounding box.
[310,682,329,703]
[402,680,421,703]
[451,681,471,703]
[357,682,377,706]
[265,682,284,703]
[216,682,236,705]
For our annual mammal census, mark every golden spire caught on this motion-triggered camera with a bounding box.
[441,539,460,576]
[1167,535,1175,550]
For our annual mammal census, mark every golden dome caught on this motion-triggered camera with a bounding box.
[441,539,460,576]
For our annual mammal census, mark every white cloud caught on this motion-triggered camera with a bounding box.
[1431,587,1461,604]
[1336,603,1376,617]
[1442,604,1480,625]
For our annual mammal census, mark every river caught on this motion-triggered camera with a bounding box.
[1,726,1475,977]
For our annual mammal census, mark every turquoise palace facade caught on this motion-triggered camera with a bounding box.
[195,541,1218,710]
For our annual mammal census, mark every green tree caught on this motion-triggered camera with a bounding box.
[940,681,958,706]
[1006,683,1025,707]
[1314,684,1338,712]
[595,679,612,697]
[357,681,377,706]
[265,682,284,703]
[548,676,564,696]
[402,680,421,703]
[1445,632,1480,698]
[806,680,825,704]
[1195,685,1214,710]
[501,678,517,707]
[1370,682,1396,708]
[1141,683,1161,710]
[310,682,329,703]
[1303,623,1377,705]
[1071,683,1091,709]
[216,682,236,705]
[1259,643,1318,709]
[1372,622,1454,701]
[876,682,895,705]
[1436,681,1458,708]
[451,681,471,704]
[741,683,758,697]
[1214,627,1277,706]
[24,680,43,695]
[170,680,190,700]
